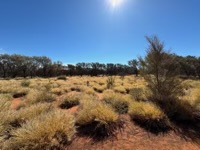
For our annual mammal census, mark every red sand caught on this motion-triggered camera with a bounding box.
[11,98,22,110]
[67,115,200,150]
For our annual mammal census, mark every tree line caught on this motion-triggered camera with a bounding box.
[0,54,138,78]
[0,53,199,78]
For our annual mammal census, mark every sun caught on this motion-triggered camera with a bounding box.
[109,0,123,9]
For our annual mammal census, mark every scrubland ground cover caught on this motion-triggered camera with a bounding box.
[0,75,200,149]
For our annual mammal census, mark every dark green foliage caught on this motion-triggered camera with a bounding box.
[139,36,183,101]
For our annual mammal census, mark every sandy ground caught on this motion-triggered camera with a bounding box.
[68,115,200,150]
[10,96,200,150]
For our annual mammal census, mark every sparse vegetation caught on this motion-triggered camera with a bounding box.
[24,89,55,105]
[57,75,67,80]
[59,94,80,109]
[103,90,130,114]
[20,80,31,87]
[106,76,115,89]
[4,110,75,150]
[129,88,144,101]
[0,66,199,148]
[129,101,170,133]
[76,99,123,139]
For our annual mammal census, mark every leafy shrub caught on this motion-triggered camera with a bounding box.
[76,100,123,139]
[4,110,75,150]
[139,36,183,102]
[57,76,67,81]
[129,101,170,133]
[59,94,80,109]
[24,89,55,105]
[106,76,115,89]
[20,80,30,87]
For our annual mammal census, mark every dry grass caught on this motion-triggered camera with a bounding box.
[129,101,170,133]
[24,89,55,105]
[76,98,123,139]
[59,94,80,109]
[103,90,131,114]
[0,76,199,147]
[76,100,118,125]
[4,110,75,150]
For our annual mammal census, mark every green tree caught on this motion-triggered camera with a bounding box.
[139,36,183,101]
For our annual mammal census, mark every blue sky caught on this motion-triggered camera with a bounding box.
[0,0,199,64]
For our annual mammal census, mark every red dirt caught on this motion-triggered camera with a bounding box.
[67,115,200,150]
[11,98,22,110]
[67,105,79,113]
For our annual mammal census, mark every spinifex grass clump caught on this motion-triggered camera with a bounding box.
[4,110,75,150]
[103,90,130,114]
[51,88,62,96]
[24,89,55,105]
[57,75,67,80]
[129,88,145,101]
[0,99,15,136]
[20,80,31,87]
[0,103,53,140]
[59,94,80,109]
[76,99,123,140]
[158,99,200,124]
[129,101,170,134]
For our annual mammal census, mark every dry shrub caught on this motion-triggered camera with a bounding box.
[0,98,11,111]
[0,103,53,140]
[59,94,80,109]
[81,86,96,95]
[158,99,200,123]
[51,88,63,96]
[57,75,67,80]
[0,110,15,134]
[76,99,123,139]
[114,86,126,94]
[129,101,170,133]
[0,94,12,101]
[20,80,31,87]
[24,89,55,105]
[93,85,106,93]
[4,110,75,150]
[16,103,53,122]
[106,76,115,89]
[103,90,131,114]
[70,86,82,92]
[129,88,145,101]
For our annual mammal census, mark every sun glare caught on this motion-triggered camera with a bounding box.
[109,0,123,9]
